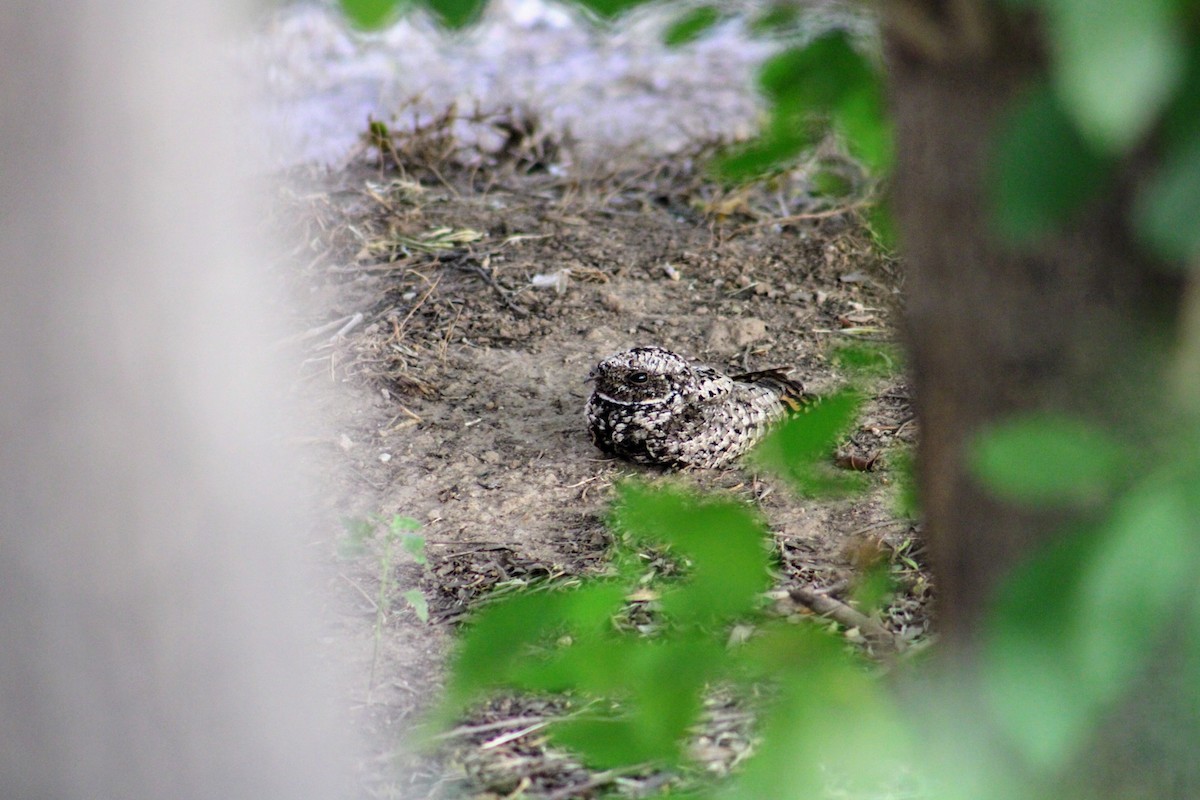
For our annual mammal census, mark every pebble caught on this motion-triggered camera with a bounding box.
[706,317,768,350]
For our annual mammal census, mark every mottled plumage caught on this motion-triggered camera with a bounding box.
[585,346,806,468]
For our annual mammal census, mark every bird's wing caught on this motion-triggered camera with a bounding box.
[730,368,812,411]
[688,366,734,402]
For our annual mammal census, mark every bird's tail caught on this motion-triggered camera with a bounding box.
[731,368,813,412]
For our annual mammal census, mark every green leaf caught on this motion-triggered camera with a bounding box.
[891,447,919,519]
[988,83,1112,243]
[337,516,376,558]
[663,6,723,47]
[725,625,909,800]
[836,81,892,173]
[548,636,720,767]
[1075,478,1196,699]
[613,484,772,623]
[400,533,427,565]
[340,0,404,28]
[749,389,865,495]
[1159,43,1200,148]
[1042,0,1184,152]
[983,524,1101,769]
[755,32,891,172]
[970,414,1131,506]
[421,0,486,28]
[551,717,655,768]
[831,343,902,379]
[571,0,651,19]
[758,33,871,108]
[864,199,898,254]
[390,515,422,532]
[403,588,429,623]
[712,108,821,181]
[1133,127,1200,262]
[811,168,853,198]
[986,478,1200,770]
[442,583,626,710]
[748,4,800,35]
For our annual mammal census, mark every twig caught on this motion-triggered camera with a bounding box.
[460,262,529,318]
[439,301,465,363]
[273,313,360,349]
[431,715,549,741]
[730,200,872,236]
[789,586,903,651]
[330,311,364,342]
[337,573,378,612]
[394,275,441,340]
[847,519,909,538]
[479,721,549,750]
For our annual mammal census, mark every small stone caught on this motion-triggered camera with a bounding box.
[706,317,768,350]
[481,450,501,464]
[378,452,391,463]
[601,292,624,313]
[531,269,570,294]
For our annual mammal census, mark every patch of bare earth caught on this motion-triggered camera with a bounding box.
[272,112,930,799]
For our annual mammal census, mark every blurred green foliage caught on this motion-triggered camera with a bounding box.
[970,414,1132,508]
[715,30,891,180]
[987,82,1112,242]
[432,485,774,768]
[662,5,724,46]
[749,388,866,495]
[831,342,903,379]
[430,481,913,789]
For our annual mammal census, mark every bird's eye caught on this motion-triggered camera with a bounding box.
[629,371,649,384]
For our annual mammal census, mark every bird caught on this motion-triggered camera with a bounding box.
[585,346,807,468]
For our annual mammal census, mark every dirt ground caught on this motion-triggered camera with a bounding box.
[271,111,929,798]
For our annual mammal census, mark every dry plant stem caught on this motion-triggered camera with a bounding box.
[272,312,361,348]
[431,715,551,741]
[730,199,873,236]
[460,262,530,317]
[334,312,365,340]
[394,275,441,340]
[479,721,549,750]
[789,586,902,651]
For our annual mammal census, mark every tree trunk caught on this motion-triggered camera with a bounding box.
[882,2,1197,795]
[883,2,1181,641]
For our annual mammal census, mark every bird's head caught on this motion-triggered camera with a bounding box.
[588,346,690,405]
